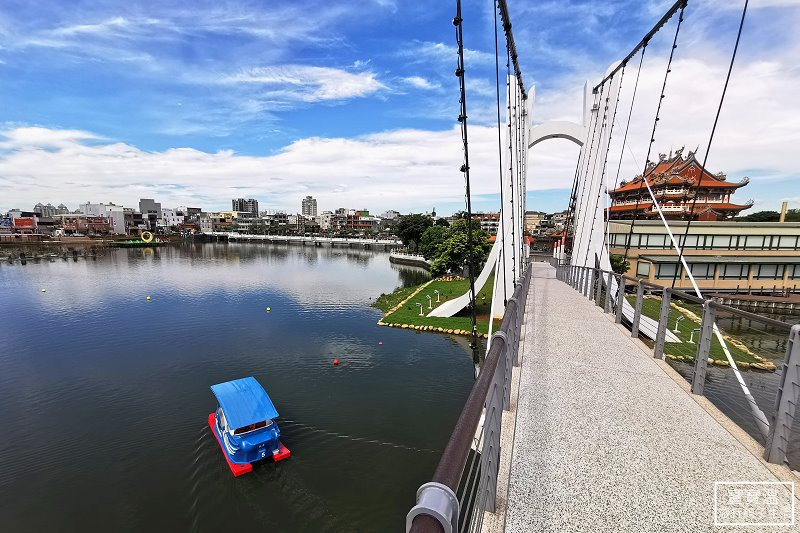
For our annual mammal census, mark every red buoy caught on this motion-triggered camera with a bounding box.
[378,341,383,346]
[333,359,339,366]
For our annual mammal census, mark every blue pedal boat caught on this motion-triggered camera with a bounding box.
[208,376,290,477]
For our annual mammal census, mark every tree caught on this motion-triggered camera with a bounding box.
[419,225,448,260]
[429,219,492,277]
[736,211,780,222]
[396,214,433,252]
[435,218,450,227]
[610,254,630,275]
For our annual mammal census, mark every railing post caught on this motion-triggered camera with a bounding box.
[654,288,672,359]
[764,325,800,465]
[615,275,625,324]
[407,482,459,533]
[595,269,603,307]
[631,282,645,338]
[691,301,715,395]
[604,271,613,313]
[582,268,590,297]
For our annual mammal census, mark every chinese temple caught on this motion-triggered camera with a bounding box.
[607,147,752,221]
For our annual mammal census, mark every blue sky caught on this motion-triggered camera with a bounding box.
[0,0,798,215]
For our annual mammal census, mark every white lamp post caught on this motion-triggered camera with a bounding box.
[416,302,423,316]
[688,327,701,344]
[427,295,432,309]
[673,315,684,333]
[434,290,440,303]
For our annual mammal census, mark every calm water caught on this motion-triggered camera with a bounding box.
[667,308,800,466]
[0,242,475,532]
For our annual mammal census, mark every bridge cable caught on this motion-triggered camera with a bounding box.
[573,84,605,263]
[506,48,517,286]
[622,2,686,264]
[580,85,612,266]
[584,66,624,267]
[453,0,479,348]
[565,90,600,255]
[670,0,749,288]
[492,0,509,305]
[612,2,766,437]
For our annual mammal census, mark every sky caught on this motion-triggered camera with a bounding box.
[0,0,798,216]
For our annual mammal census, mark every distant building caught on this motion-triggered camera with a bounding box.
[608,148,752,221]
[33,203,58,218]
[472,212,500,235]
[56,204,70,215]
[301,196,318,217]
[232,198,259,215]
[262,211,288,227]
[160,208,184,229]
[525,211,545,233]
[381,210,401,220]
[80,202,126,234]
[139,199,162,230]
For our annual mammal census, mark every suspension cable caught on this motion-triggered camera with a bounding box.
[492,0,508,305]
[671,0,749,288]
[506,49,517,286]
[585,66,624,266]
[622,2,686,263]
[453,1,479,348]
[573,84,604,263]
[565,90,600,254]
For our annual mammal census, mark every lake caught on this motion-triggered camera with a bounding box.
[0,242,476,532]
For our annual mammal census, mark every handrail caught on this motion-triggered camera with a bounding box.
[709,300,793,332]
[407,263,531,532]
[669,288,706,305]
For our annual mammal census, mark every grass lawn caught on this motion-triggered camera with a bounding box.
[631,295,761,364]
[376,276,500,335]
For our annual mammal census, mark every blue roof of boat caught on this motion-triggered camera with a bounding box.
[210,377,279,430]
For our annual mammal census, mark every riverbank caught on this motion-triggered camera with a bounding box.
[373,276,498,336]
[634,295,778,371]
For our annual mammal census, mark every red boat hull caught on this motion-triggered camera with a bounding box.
[207,413,290,477]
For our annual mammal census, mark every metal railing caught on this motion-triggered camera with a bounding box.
[555,263,800,469]
[406,262,532,533]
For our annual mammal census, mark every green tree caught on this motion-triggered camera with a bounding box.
[736,211,780,222]
[419,225,448,260]
[610,254,630,275]
[396,214,433,252]
[435,218,450,227]
[429,219,492,277]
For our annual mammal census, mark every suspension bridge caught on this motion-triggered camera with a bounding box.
[406,0,800,531]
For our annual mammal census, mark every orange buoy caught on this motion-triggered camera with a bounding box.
[333,359,340,366]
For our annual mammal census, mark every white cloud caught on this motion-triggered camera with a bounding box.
[222,65,386,102]
[399,41,494,66]
[0,124,503,214]
[400,76,439,90]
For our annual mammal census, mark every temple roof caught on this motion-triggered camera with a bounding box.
[609,147,749,194]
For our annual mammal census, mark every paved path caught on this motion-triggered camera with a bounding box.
[503,262,798,532]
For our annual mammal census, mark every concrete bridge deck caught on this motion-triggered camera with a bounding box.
[493,262,798,532]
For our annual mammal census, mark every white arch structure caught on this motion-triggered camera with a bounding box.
[428,68,678,343]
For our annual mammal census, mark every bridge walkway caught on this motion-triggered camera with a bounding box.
[496,262,797,532]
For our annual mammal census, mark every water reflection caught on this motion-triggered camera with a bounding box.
[0,243,472,532]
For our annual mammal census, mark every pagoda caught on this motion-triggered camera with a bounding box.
[607,147,752,221]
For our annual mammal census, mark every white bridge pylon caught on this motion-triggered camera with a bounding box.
[430,68,678,343]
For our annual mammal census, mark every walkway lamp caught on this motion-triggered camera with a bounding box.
[427,295,432,309]
[689,327,701,344]
[434,289,440,303]
[673,315,685,333]
[416,302,424,316]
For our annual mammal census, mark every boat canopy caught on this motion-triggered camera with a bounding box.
[210,376,279,430]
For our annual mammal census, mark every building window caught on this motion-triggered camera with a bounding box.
[681,235,700,249]
[721,264,749,280]
[710,235,731,249]
[688,263,714,280]
[791,265,800,280]
[636,262,651,277]
[755,264,785,280]
[778,236,798,250]
[656,263,678,279]
[744,235,766,250]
